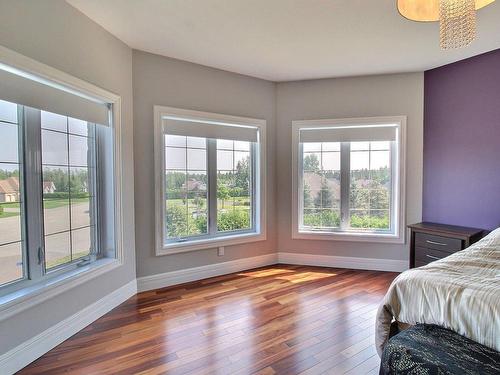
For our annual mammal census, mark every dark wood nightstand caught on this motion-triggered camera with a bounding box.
[408,222,485,268]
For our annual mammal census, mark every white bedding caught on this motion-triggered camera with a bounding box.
[375,227,500,356]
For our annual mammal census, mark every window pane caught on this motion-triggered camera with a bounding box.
[371,141,390,151]
[71,227,92,260]
[42,114,97,270]
[43,198,71,235]
[0,100,17,123]
[165,135,209,240]
[42,130,68,165]
[217,150,233,171]
[165,197,188,239]
[322,142,340,152]
[187,136,206,149]
[166,171,186,192]
[41,111,67,132]
[0,122,19,163]
[68,118,91,136]
[349,142,391,231]
[0,108,24,286]
[351,142,369,151]
[165,134,186,147]
[71,195,91,228]
[303,153,321,172]
[0,243,23,286]
[370,150,390,170]
[69,135,89,166]
[42,166,69,196]
[216,139,233,150]
[186,171,207,191]
[70,167,90,196]
[187,193,207,236]
[0,201,22,244]
[234,141,250,151]
[166,147,186,170]
[45,232,71,270]
[217,140,253,233]
[187,148,206,170]
[303,142,321,152]
[301,145,340,230]
[322,152,340,170]
[234,151,250,170]
[303,188,320,209]
[350,151,369,171]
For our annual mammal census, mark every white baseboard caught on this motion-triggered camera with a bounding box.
[0,279,137,375]
[137,253,278,292]
[278,252,408,272]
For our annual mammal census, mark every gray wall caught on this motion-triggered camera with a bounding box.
[276,73,424,261]
[0,0,425,358]
[0,0,136,354]
[132,50,277,277]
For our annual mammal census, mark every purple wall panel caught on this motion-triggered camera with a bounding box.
[423,49,500,230]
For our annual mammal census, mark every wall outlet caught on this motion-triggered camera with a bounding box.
[218,247,225,256]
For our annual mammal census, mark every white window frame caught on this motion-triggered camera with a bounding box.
[291,116,406,244]
[154,106,267,255]
[0,45,125,320]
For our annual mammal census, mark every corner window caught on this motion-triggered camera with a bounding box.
[155,107,266,254]
[0,53,119,297]
[292,117,406,242]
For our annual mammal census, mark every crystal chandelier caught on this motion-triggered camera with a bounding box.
[397,0,496,50]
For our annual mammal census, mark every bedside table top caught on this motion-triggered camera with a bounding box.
[408,222,485,239]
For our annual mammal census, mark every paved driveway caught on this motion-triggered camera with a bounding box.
[0,202,91,285]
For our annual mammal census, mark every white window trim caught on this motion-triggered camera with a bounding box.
[154,106,267,255]
[0,45,125,320]
[291,116,407,244]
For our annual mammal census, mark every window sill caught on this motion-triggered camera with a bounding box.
[0,258,121,322]
[156,231,266,256]
[293,230,405,244]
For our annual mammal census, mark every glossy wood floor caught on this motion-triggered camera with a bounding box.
[19,265,398,375]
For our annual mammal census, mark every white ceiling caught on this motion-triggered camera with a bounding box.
[67,0,500,82]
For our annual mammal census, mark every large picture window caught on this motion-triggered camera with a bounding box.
[155,107,266,254]
[292,117,406,242]
[0,47,120,299]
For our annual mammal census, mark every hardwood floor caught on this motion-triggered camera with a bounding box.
[18,265,398,375]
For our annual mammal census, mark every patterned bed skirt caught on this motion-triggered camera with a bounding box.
[380,324,500,375]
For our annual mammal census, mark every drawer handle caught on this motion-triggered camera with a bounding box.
[426,240,447,246]
[426,254,442,261]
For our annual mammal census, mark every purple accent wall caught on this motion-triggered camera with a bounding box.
[423,49,500,230]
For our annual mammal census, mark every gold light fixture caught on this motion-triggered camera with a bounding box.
[397,0,495,50]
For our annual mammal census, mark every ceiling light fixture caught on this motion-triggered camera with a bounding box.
[397,0,495,50]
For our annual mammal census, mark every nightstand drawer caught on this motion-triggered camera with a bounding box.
[408,222,485,269]
[415,232,462,254]
[415,246,452,265]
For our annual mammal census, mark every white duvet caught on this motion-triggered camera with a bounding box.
[375,227,500,356]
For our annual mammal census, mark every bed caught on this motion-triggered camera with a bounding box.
[375,227,500,357]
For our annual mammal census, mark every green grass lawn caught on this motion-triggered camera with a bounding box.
[0,198,89,218]
[0,211,20,218]
[43,197,89,209]
[0,202,21,218]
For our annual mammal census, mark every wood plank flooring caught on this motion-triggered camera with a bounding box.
[18,265,398,375]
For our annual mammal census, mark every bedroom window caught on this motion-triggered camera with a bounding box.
[292,117,406,243]
[0,49,121,299]
[155,106,266,254]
